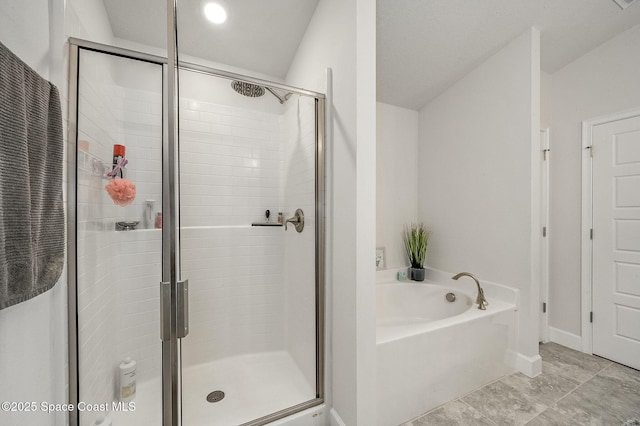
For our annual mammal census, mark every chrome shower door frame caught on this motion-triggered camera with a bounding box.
[67,39,171,426]
[67,36,326,426]
[67,42,79,426]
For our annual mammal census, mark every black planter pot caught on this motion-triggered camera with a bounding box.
[410,267,425,282]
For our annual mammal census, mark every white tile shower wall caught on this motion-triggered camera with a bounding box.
[180,227,285,367]
[76,231,117,426]
[76,52,120,426]
[179,98,282,227]
[114,230,162,383]
[178,90,288,368]
[281,96,317,389]
[78,64,315,412]
[76,51,163,426]
[78,60,163,229]
[109,65,163,383]
[110,85,163,225]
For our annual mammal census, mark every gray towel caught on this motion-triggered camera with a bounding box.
[0,41,64,310]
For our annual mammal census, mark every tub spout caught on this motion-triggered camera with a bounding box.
[451,272,488,310]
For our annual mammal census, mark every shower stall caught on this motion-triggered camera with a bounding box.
[67,13,325,425]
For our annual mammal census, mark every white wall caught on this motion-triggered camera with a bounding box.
[286,0,377,424]
[418,28,541,364]
[0,1,68,425]
[0,0,52,79]
[549,23,640,336]
[376,103,419,269]
[65,0,114,45]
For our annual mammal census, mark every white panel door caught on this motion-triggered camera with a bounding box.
[592,114,640,370]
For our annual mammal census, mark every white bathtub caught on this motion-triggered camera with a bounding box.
[376,271,518,426]
[377,283,473,342]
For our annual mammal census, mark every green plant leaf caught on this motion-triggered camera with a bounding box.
[403,223,430,268]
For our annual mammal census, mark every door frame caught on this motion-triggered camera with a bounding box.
[539,128,550,343]
[580,108,640,354]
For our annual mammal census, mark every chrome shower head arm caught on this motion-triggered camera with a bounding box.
[265,86,293,104]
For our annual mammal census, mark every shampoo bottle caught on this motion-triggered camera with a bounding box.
[119,357,136,402]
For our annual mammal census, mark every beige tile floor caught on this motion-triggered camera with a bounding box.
[402,342,640,426]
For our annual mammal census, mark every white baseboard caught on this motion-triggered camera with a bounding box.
[330,408,346,426]
[549,327,582,352]
[515,352,542,378]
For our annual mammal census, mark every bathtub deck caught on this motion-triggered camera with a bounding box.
[376,297,515,344]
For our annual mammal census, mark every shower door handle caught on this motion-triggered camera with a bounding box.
[159,279,189,340]
[177,279,189,339]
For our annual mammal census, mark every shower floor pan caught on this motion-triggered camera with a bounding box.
[110,351,314,426]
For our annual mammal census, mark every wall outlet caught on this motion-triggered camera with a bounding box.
[376,247,386,270]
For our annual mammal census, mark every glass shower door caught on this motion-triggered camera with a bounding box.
[176,65,324,425]
[71,2,325,424]
[72,46,165,426]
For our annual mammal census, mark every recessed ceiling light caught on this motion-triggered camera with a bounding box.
[204,3,227,24]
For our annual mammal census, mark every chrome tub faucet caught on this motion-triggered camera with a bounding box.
[452,272,488,310]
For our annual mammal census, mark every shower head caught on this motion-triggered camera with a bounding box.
[230,80,293,104]
[231,80,265,97]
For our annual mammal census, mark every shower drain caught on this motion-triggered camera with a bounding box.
[206,390,225,403]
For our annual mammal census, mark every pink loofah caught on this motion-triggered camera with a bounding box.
[105,177,136,206]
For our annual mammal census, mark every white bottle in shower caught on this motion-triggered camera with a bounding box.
[144,200,156,229]
[118,357,137,402]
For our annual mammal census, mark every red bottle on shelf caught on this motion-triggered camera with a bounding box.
[112,144,125,178]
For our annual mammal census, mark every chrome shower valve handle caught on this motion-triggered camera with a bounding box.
[285,209,305,233]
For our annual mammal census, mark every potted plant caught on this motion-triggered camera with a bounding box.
[403,223,429,281]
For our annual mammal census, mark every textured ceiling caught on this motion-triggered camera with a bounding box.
[103,0,319,79]
[378,0,640,110]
